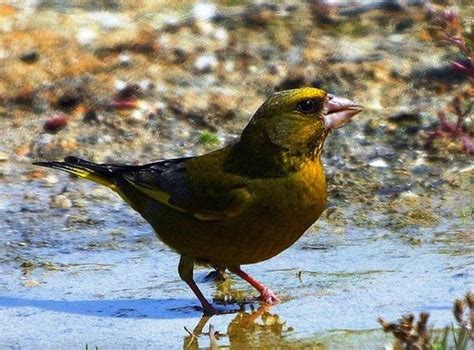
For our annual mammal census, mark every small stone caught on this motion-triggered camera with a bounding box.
[90,187,115,200]
[213,27,228,44]
[114,79,128,92]
[398,191,420,204]
[73,198,87,208]
[138,79,154,92]
[25,169,47,180]
[369,159,389,168]
[224,60,235,72]
[412,164,431,175]
[192,2,217,22]
[195,21,214,36]
[15,145,30,157]
[43,174,58,185]
[116,83,142,99]
[44,115,68,133]
[388,112,421,124]
[83,109,99,124]
[99,135,113,144]
[248,65,258,73]
[57,89,83,110]
[76,28,97,46]
[170,48,188,64]
[129,110,145,122]
[0,151,9,162]
[50,194,72,209]
[194,54,218,73]
[389,34,405,44]
[118,53,132,67]
[20,50,39,63]
[88,12,125,30]
[107,99,138,110]
[36,134,53,146]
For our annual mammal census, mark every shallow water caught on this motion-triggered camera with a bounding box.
[1,1,473,348]
[0,161,472,349]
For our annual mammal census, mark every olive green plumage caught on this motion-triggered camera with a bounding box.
[34,87,362,314]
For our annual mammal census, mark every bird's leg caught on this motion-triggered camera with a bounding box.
[228,266,280,304]
[178,255,217,315]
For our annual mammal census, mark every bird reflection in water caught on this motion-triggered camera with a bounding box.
[183,305,293,349]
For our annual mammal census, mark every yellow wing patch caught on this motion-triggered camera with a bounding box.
[126,180,251,221]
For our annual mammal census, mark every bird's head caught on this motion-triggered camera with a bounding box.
[242,87,363,157]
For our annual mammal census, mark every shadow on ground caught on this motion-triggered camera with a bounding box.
[0,296,218,319]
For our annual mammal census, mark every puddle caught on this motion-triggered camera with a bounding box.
[0,161,472,349]
[0,1,472,348]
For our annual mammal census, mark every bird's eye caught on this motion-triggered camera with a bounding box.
[297,99,318,114]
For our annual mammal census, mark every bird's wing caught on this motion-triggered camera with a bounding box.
[122,156,252,221]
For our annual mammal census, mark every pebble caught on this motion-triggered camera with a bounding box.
[194,53,218,73]
[118,53,133,67]
[397,191,420,204]
[195,21,214,36]
[57,89,83,110]
[224,60,235,72]
[83,109,99,124]
[76,28,97,46]
[129,109,146,122]
[192,2,217,22]
[114,79,128,92]
[99,135,113,144]
[44,114,67,133]
[90,187,115,200]
[412,164,431,175]
[50,194,72,209]
[389,34,406,44]
[368,159,389,168]
[138,79,154,92]
[213,27,229,44]
[43,174,59,186]
[19,50,39,63]
[88,12,126,30]
[36,134,53,146]
[0,151,9,162]
[287,47,303,65]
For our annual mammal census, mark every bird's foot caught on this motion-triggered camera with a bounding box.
[259,287,280,304]
[201,303,241,316]
[202,304,218,316]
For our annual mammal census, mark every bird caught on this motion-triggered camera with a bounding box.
[34,87,362,315]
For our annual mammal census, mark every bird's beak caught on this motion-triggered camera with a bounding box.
[323,94,363,130]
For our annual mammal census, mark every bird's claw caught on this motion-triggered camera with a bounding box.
[202,304,242,316]
[202,304,218,316]
[259,287,280,304]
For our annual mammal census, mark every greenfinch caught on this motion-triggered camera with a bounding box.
[34,87,362,314]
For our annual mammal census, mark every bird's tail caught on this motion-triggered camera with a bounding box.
[33,156,119,189]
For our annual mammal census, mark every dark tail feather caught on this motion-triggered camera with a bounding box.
[33,156,118,188]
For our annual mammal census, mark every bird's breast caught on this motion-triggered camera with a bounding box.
[223,160,327,264]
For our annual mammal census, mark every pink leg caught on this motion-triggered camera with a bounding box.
[229,266,280,304]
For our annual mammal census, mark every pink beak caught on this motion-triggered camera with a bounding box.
[323,94,363,130]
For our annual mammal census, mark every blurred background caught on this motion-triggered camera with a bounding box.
[0,1,472,349]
